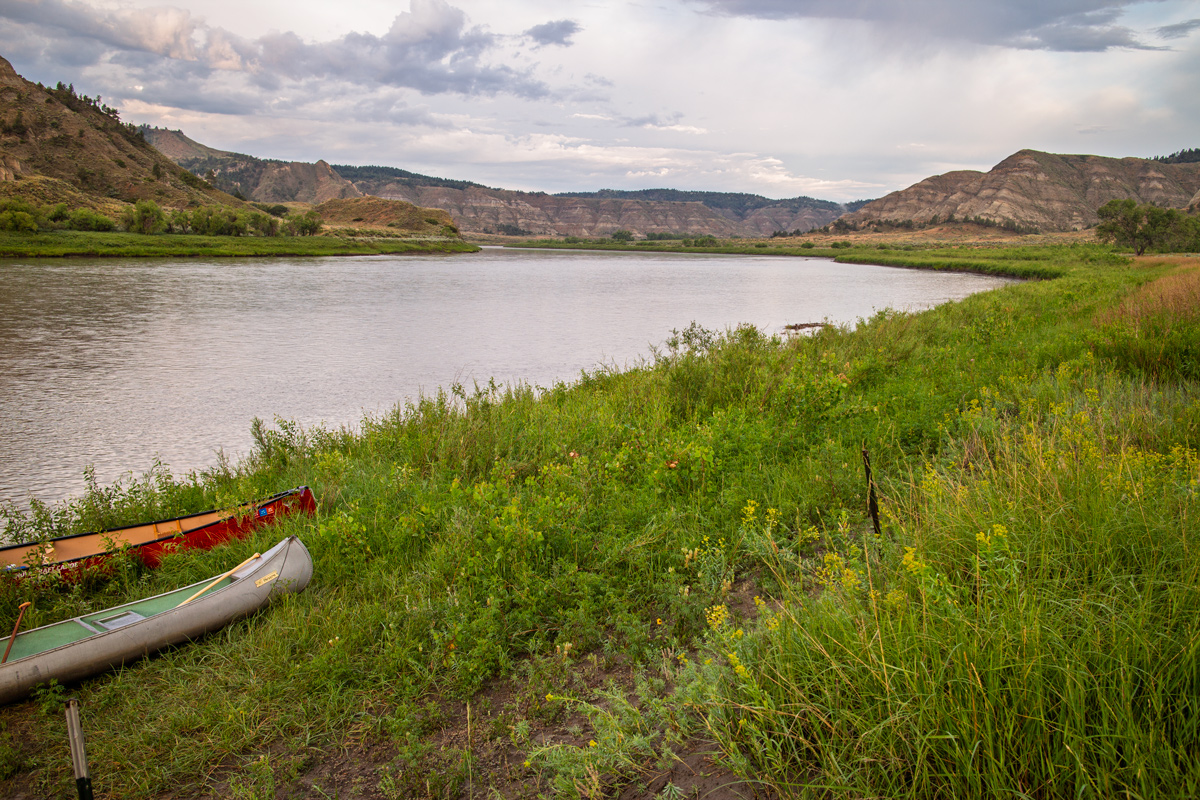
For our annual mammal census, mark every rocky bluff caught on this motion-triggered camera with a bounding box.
[840,149,1200,232]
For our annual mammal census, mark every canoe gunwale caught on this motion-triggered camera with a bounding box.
[0,486,315,573]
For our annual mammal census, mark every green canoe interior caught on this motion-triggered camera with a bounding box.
[1,576,236,662]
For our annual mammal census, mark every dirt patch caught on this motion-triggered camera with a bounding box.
[618,740,778,800]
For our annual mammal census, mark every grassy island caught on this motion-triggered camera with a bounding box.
[1,244,1197,799]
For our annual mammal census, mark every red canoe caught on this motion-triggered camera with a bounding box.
[0,486,316,575]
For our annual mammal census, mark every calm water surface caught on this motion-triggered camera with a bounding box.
[0,247,1012,506]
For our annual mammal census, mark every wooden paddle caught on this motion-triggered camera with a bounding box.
[2,602,32,664]
[174,553,261,608]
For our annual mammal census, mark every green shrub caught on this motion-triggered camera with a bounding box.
[67,208,116,232]
[0,210,38,232]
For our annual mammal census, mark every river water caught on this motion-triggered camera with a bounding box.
[0,247,1011,507]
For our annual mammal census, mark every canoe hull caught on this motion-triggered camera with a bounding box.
[0,536,312,705]
[0,486,316,575]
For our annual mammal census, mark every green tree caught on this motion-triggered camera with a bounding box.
[68,208,116,232]
[165,209,191,234]
[122,199,166,234]
[286,210,322,236]
[1095,199,1183,255]
[610,229,634,242]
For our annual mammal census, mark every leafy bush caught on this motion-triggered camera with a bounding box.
[121,199,166,234]
[67,208,116,232]
[286,210,322,236]
[0,198,44,231]
[0,210,38,232]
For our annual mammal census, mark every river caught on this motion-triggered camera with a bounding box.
[0,247,1012,507]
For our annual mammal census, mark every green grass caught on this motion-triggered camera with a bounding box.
[1,245,1197,798]
[511,239,1120,279]
[0,229,479,257]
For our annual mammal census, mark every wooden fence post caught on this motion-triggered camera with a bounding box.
[862,442,882,537]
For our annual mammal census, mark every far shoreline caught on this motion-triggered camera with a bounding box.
[0,229,481,259]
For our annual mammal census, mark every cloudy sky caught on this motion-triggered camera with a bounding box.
[2,0,1198,202]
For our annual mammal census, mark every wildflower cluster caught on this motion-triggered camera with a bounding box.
[753,595,780,631]
[705,604,729,629]
[814,550,863,593]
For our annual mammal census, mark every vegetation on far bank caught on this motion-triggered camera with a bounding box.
[511,237,1117,279]
[0,228,478,257]
[0,196,476,257]
[1,244,1198,799]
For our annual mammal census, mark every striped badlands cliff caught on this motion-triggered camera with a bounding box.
[839,150,1200,232]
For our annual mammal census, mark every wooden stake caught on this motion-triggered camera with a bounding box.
[862,443,882,537]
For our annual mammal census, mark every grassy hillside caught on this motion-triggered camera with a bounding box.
[0,59,244,211]
[314,196,461,237]
[0,246,1196,799]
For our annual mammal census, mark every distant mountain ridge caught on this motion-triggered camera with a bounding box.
[330,163,488,192]
[556,188,860,235]
[141,130,848,236]
[557,188,844,214]
[841,149,1200,233]
[141,125,1200,238]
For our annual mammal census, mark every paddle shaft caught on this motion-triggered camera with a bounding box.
[175,553,261,608]
[66,698,93,800]
[2,602,32,664]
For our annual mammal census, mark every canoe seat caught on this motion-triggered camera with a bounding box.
[154,519,184,536]
[93,610,146,631]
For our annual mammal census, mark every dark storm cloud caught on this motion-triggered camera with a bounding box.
[524,19,582,47]
[687,0,1166,51]
[1154,18,1200,38]
[0,0,550,97]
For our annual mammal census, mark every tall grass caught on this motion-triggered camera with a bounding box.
[691,294,1200,797]
[1094,260,1200,380]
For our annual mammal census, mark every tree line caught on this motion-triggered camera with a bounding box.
[0,197,323,237]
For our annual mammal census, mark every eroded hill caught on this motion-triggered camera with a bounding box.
[141,128,362,205]
[839,149,1200,232]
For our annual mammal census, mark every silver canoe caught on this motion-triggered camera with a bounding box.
[0,536,312,705]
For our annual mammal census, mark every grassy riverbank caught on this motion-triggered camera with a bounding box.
[0,229,479,257]
[510,238,1103,279]
[1,245,1197,799]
